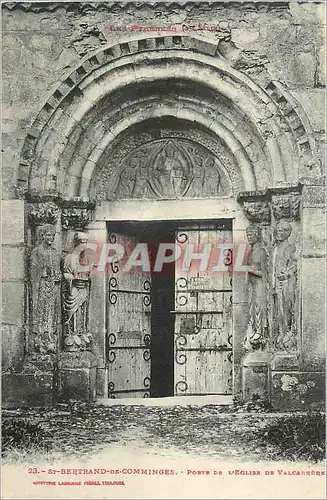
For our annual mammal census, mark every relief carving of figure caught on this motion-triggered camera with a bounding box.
[30,224,61,354]
[202,157,220,197]
[151,141,191,198]
[62,231,94,351]
[244,226,269,350]
[272,221,298,351]
[115,158,138,199]
[115,158,147,200]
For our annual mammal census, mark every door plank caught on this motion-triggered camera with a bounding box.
[174,223,233,396]
[107,229,151,398]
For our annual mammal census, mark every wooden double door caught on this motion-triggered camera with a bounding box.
[106,221,233,398]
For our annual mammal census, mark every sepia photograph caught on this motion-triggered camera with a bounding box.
[1,0,326,498]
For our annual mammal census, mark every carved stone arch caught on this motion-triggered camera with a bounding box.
[17,34,321,200]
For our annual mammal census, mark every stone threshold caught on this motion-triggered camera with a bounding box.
[97,395,234,407]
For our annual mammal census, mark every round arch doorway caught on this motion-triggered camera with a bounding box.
[89,113,241,401]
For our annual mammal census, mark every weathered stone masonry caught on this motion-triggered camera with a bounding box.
[1,1,325,408]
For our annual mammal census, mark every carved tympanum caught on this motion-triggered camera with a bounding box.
[272,221,298,351]
[272,194,300,220]
[62,231,94,351]
[106,138,221,200]
[30,224,61,354]
[29,202,60,226]
[244,226,269,350]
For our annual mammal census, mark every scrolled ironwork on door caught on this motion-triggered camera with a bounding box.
[174,260,233,395]
[143,280,151,306]
[175,380,188,394]
[109,278,118,304]
[106,266,152,398]
[176,232,188,244]
[175,334,187,365]
[143,334,151,345]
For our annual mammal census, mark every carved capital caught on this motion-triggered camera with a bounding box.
[272,193,301,221]
[61,208,91,229]
[28,202,60,226]
[242,200,271,224]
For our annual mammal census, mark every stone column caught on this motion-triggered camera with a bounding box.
[269,189,301,370]
[301,179,325,371]
[268,189,301,408]
[232,209,252,400]
[58,200,99,402]
[87,220,108,398]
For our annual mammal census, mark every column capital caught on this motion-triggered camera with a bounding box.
[271,192,301,221]
[58,197,95,230]
[237,191,270,224]
[237,184,303,222]
[28,201,60,226]
[61,208,91,230]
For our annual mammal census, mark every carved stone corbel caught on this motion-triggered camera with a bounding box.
[61,208,91,230]
[271,193,301,221]
[213,21,232,42]
[242,200,271,224]
[237,191,271,224]
[28,202,60,226]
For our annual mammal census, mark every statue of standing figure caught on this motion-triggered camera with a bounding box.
[62,231,93,351]
[30,224,61,354]
[272,221,298,351]
[244,225,269,350]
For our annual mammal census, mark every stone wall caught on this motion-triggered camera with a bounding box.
[1,1,325,407]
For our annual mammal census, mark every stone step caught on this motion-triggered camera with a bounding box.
[96,395,233,407]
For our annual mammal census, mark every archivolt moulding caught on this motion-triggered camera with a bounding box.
[18,34,320,200]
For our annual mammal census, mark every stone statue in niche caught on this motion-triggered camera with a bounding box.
[244,225,269,350]
[30,224,61,354]
[62,231,94,351]
[272,221,298,351]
